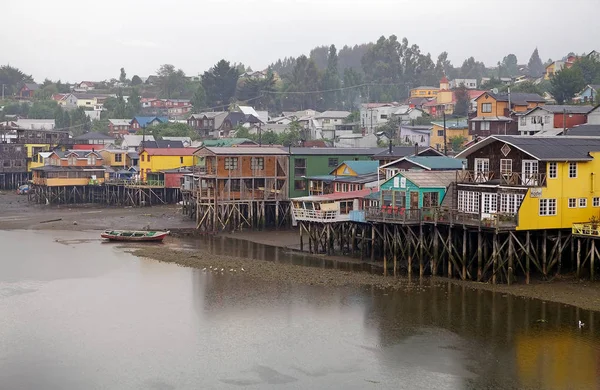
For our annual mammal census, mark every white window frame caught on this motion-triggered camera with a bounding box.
[251,157,264,170]
[224,157,238,170]
[480,121,490,131]
[458,190,480,214]
[500,159,512,175]
[548,162,557,179]
[568,198,577,208]
[481,103,492,113]
[594,197,600,207]
[474,158,490,182]
[579,198,588,208]
[569,162,577,178]
[539,198,557,216]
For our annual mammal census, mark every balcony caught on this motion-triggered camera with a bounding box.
[422,207,518,229]
[572,223,600,238]
[456,170,546,187]
[365,207,422,224]
[292,207,347,223]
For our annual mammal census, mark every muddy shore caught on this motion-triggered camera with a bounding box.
[2,191,600,312]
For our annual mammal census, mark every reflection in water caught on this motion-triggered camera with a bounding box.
[0,230,600,389]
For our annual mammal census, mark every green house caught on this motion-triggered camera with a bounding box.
[379,170,456,209]
[288,147,383,198]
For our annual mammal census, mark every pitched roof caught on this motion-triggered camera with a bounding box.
[306,173,379,184]
[335,160,379,175]
[525,105,594,115]
[431,118,468,129]
[455,135,600,161]
[291,189,374,202]
[486,92,546,104]
[390,170,457,188]
[315,111,352,119]
[24,83,40,91]
[122,134,155,146]
[566,124,600,137]
[195,146,287,155]
[372,146,443,159]
[140,140,184,149]
[109,119,131,126]
[72,131,114,140]
[407,156,465,170]
[142,148,196,156]
[132,116,168,127]
[201,138,257,147]
[289,147,384,156]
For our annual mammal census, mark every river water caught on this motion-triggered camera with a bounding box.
[0,230,599,390]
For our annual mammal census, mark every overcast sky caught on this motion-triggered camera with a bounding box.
[3,0,599,82]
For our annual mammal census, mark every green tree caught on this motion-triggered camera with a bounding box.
[361,35,403,101]
[501,54,518,77]
[0,65,33,96]
[157,64,187,98]
[549,67,586,104]
[259,130,280,145]
[570,56,600,85]
[234,125,253,139]
[91,118,110,135]
[435,51,455,80]
[131,75,143,86]
[150,122,197,140]
[459,57,486,80]
[282,55,321,110]
[453,85,470,116]
[510,81,544,95]
[119,68,127,83]
[342,68,364,109]
[28,101,58,118]
[127,88,142,117]
[449,135,468,152]
[202,60,239,108]
[320,44,341,109]
[191,83,206,113]
[527,48,545,78]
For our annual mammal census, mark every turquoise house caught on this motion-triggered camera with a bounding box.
[379,170,456,209]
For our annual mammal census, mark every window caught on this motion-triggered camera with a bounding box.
[294,158,306,176]
[180,157,184,164]
[328,158,338,167]
[2,160,10,167]
[224,157,238,170]
[13,160,22,167]
[594,197,600,207]
[520,117,526,126]
[539,198,557,216]
[579,198,588,208]
[569,162,577,178]
[548,162,557,178]
[294,179,306,191]
[423,192,439,207]
[480,121,490,131]
[141,154,145,162]
[437,130,444,136]
[87,154,97,165]
[499,193,524,214]
[342,183,348,192]
[251,157,264,170]
[500,159,512,175]
[68,156,77,166]
[568,198,577,208]
[147,155,151,162]
[115,153,122,163]
[457,190,480,214]
[481,103,492,113]
[380,114,388,119]
[545,115,551,124]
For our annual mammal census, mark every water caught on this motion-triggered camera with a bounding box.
[0,230,599,390]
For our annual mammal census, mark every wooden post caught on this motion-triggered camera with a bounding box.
[477,231,483,282]
[299,222,304,252]
[371,225,376,263]
[383,225,388,277]
[419,224,424,278]
[492,233,498,285]
[577,238,581,279]
[591,239,596,282]
[462,228,467,281]
[526,231,531,285]
[447,227,453,278]
[542,230,547,278]
[393,226,398,277]
[508,232,514,286]
[432,226,439,276]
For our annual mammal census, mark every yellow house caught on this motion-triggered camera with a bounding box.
[430,119,470,152]
[470,92,545,134]
[25,144,52,172]
[409,86,439,98]
[29,151,53,171]
[455,135,600,231]
[139,148,196,181]
[99,149,128,168]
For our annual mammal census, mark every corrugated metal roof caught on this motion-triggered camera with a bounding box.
[198,146,288,155]
[315,111,352,119]
[142,148,196,156]
[456,135,600,161]
[306,173,379,184]
[406,156,465,170]
[397,170,457,188]
[337,160,379,175]
[566,124,600,137]
[291,189,374,201]
[290,147,383,156]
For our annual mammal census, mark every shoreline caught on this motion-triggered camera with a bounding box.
[2,191,600,312]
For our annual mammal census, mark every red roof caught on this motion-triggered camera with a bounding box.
[142,148,196,156]
[440,76,449,83]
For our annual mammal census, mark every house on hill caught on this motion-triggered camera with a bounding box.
[17,83,40,99]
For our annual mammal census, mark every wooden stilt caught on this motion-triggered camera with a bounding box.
[477,231,483,281]
[591,240,595,281]
[577,238,581,279]
[492,233,498,285]
[526,231,531,285]
[462,228,467,281]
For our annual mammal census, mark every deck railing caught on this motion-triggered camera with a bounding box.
[456,170,494,183]
[422,207,518,229]
[572,223,600,237]
[500,172,546,187]
[365,207,422,223]
[292,208,345,223]
[106,179,165,187]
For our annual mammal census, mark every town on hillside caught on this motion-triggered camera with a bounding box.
[2,46,600,283]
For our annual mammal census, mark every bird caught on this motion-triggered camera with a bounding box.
[220,268,224,272]
[579,321,585,328]
[202,267,206,271]
[241,268,245,272]
[229,269,234,272]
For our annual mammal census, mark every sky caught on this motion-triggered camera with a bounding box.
[3,0,599,82]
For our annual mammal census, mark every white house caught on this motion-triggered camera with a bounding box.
[314,111,352,140]
[518,105,593,135]
[359,103,400,134]
[392,106,424,123]
[9,119,55,130]
[449,79,478,89]
[588,105,600,125]
[121,135,156,151]
[398,125,432,147]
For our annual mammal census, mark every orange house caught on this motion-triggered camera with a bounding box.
[193,146,289,201]
[469,92,545,137]
[32,150,105,186]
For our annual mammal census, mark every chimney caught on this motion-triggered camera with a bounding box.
[414,142,418,156]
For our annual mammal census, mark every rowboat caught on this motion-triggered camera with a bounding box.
[101,230,170,242]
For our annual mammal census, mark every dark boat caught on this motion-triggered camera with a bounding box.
[101,230,170,242]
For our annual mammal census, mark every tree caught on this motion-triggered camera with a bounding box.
[91,118,110,135]
[435,51,455,80]
[570,56,600,85]
[191,83,206,113]
[527,48,545,78]
[319,45,342,109]
[459,57,486,80]
[0,65,33,96]
[449,135,468,152]
[549,67,585,104]
[202,60,239,108]
[342,68,364,109]
[157,64,187,98]
[501,54,518,77]
[510,81,543,95]
[28,101,58,119]
[361,35,403,101]
[127,88,142,117]
[453,85,470,116]
[131,75,142,86]
[119,68,127,84]
[150,122,198,140]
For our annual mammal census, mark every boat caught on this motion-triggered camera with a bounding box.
[101,230,170,242]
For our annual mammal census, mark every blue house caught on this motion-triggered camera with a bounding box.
[131,116,169,130]
[379,170,456,210]
[576,85,600,104]
[307,160,380,195]
[380,155,465,180]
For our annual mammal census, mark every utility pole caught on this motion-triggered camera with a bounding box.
[443,110,448,156]
[563,108,567,135]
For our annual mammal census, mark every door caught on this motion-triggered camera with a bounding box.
[410,191,419,209]
[474,158,490,182]
[522,160,539,186]
[481,192,497,219]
